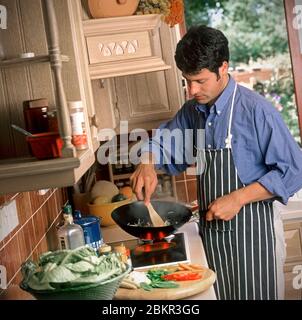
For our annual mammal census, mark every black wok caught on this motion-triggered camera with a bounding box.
[111,200,192,241]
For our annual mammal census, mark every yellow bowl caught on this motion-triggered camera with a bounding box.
[87,198,132,227]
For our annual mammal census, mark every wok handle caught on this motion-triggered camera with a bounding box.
[187,203,208,223]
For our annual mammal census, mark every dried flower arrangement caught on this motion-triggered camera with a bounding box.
[136,0,184,27]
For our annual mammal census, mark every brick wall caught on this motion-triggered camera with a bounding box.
[0,188,68,299]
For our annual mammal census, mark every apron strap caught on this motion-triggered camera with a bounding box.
[225,83,238,149]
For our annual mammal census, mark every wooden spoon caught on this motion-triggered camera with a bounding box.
[146,202,165,227]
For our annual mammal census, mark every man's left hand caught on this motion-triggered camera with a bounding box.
[206,191,243,221]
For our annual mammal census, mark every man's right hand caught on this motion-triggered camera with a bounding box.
[130,153,158,204]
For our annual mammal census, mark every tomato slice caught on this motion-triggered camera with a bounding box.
[162,272,202,281]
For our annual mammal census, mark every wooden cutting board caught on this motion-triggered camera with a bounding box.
[114,268,216,300]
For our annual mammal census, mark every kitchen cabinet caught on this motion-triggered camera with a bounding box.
[80,11,185,132]
[283,218,302,299]
[0,0,97,194]
[0,1,185,194]
[82,14,171,79]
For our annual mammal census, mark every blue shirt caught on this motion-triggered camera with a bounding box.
[141,76,302,204]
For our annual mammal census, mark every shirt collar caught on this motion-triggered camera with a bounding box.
[194,75,236,116]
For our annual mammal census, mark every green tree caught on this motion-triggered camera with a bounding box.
[184,0,226,26]
[184,0,288,66]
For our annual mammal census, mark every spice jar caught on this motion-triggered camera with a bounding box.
[23,98,49,133]
[68,101,88,150]
[47,110,59,132]
[114,243,131,265]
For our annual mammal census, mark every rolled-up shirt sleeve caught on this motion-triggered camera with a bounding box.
[256,109,302,204]
[140,103,198,175]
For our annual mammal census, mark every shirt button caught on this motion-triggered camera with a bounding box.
[208,122,212,126]
[217,111,221,115]
[208,144,212,148]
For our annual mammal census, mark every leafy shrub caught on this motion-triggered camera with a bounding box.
[253,76,301,144]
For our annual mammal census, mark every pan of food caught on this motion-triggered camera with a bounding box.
[111,200,192,241]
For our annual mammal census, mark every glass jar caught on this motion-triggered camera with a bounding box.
[68,101,88,150]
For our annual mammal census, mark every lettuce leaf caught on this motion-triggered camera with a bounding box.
[21,246,127,291]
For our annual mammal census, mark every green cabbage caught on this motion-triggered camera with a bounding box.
[21,246,127,291]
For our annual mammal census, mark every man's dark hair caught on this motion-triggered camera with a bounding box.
[175,25,229,77]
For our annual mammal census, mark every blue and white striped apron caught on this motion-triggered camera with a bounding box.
[196,84,278,300]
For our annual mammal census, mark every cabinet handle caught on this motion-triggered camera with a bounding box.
[89,114,99,128]
[117,0,127,4]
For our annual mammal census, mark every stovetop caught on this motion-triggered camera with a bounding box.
[109,232,190,270]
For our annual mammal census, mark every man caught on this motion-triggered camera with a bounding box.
[130,25,302,300]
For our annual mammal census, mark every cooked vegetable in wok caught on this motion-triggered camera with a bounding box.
[127,218,172,227]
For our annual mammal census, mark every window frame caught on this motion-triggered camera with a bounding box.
[284,0,302,141]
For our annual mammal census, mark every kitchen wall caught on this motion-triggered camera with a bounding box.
[175,170,197,204]
[0,188,68,299]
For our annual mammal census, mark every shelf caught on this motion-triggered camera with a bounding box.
[0,54,69,68]
[112,172,133,180]
[112,169,166,181]
[0,1,98,195]
[0,148,95,195]
[89,57,171,80]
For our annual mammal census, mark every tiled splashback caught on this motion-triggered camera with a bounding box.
[0,188,68,299]
[175,169,197,204]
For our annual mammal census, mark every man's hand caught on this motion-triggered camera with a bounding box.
[206,182,274,221]
[130,153,158,204]
[206,192,243,221]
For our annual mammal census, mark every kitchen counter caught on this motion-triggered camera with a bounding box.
[1,221,216,300]
[274,199,302,221]
[101,221,217,300]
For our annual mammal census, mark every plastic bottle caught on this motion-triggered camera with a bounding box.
[57,205,85,250]
[68,101,88,150]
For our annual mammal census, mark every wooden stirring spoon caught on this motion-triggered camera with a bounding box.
[146,202,166,227]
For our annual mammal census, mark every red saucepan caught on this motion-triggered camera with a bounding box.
[111,200,192,241]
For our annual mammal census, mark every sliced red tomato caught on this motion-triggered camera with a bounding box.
[162,272,202,281]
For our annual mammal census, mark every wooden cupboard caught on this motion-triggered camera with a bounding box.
[0,0,184,195]
[283,218,302,300]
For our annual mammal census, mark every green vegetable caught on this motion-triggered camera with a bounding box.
[140,269,179,291]
[111,193,127,202]
[21,246,127,291]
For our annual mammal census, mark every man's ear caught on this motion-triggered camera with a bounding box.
[220,61,229,76]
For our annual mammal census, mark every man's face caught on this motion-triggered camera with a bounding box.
[183,62,229,105]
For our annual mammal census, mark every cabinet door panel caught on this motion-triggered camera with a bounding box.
[86,32,151,64]
[284,221,302,262]
[284,271,302,300]
[115,70,181,129]
[116,72,171,122]
[92,79,117,130]
[284,263,302,300]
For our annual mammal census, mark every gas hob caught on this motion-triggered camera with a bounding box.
[109,232,190,270]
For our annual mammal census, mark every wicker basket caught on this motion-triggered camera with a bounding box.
[20,265,131,300]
